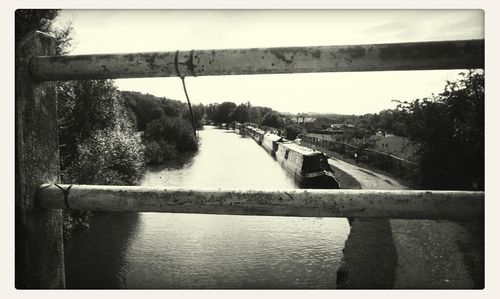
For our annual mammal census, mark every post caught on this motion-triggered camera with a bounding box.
[15,31,65,288]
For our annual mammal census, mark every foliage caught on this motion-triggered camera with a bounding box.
[15,9,74,56]
[58,80,134,171]
[121,91,203,164]
[261,111,283,129]
[57,82,146,239]
[143,116,199,164]
[231,103,251,123]
[17,12,150,237]
[15,9,60,42]
[121,91,187,131]
[205,101,281,127]
[213,101,237,124]
[250,106,273,124]
[144,140,177,164]
[395,70,484,190]
[356,109,409,137]
[204,103,219,123]
[182,103,205,129]
[69,129,145,185]
[284,125,304,140]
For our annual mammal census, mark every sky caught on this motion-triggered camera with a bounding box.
[53,10,484,115]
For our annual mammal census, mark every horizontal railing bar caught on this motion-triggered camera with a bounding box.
[30,39,484,81]
[37,184,484,220]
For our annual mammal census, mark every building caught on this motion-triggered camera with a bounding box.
[290,117,317,125]
[371,134,416,161]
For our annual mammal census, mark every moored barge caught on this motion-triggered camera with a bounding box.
[275,142,340,188]
[262,133,283,157]
[246,126,265,145]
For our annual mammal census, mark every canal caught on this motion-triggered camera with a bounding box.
[64,126,350,289]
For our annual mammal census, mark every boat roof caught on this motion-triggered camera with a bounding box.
[280,142,323,156]
[263,133,282,142]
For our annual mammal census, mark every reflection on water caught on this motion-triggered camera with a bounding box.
[65,126,350,288]
[65,212,140,288]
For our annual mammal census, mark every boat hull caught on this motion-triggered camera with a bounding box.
[296,172,340,189]
[275,145,340,189]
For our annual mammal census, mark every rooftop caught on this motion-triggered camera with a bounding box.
[280,142,322,156]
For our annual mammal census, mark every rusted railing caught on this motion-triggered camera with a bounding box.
[30,39,484,81]
[38,184,483,221]
[16,31,485,288]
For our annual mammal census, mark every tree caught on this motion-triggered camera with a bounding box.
[15,9,60,42]
[231,103,251,123]
[74,129,145,185]
[17,11,147,237]
[284,125,303,140]
[261,111,283,129]
[58,80,131,171]
[213,101,237,124]
[143,116,199,164]
[396,70,484,190]
[205,103,219,123]
[182,103,205,128]
[16,9,74,56]
[122,91,186,131]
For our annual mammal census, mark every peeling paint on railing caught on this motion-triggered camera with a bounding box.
[37,184,484,221]
[30,39,484,81]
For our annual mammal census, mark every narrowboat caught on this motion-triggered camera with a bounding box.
[250,127,265,145]
[275,142,340,189]
[262,133,283,157]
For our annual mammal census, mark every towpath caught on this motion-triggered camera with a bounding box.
[328,156,406,190]
[327,157,483,289]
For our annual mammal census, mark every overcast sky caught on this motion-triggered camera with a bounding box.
[53,10,483,115]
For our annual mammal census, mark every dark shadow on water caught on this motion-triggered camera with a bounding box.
[456,220,484,289]
[146,151,197,173]
[64,212,140,289]
[337,218,398,289]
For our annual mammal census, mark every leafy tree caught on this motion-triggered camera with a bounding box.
[143,116,199,164]
[16,9,74,56]
[205,103,219,123]
[396,70,484,190]
[231,103,251,123]
[284,125,303,140]
[58,80,133,171]
[182,103,205,128]
[15,9,60,42]
[250,106,273,124]
[72,129,145,185]
[261,111,283,129]
[122,91,186,131]
[213,101,237,124]
[17,11,147,237]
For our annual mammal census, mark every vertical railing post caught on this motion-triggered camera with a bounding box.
[15,31,65,288]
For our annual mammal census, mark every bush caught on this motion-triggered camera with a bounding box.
[396,70,484,190]
[284,125,304,140]
[143,116,198,164]
[144,140,178,164]
[70,129,145,185]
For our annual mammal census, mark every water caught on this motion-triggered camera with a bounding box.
[65,126,350,288]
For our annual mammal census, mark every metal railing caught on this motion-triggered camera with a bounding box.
[16,31,485,288]
[30,39,483,81]
[37,184,483,221]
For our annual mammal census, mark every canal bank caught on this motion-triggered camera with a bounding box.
[305,143,484,289]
